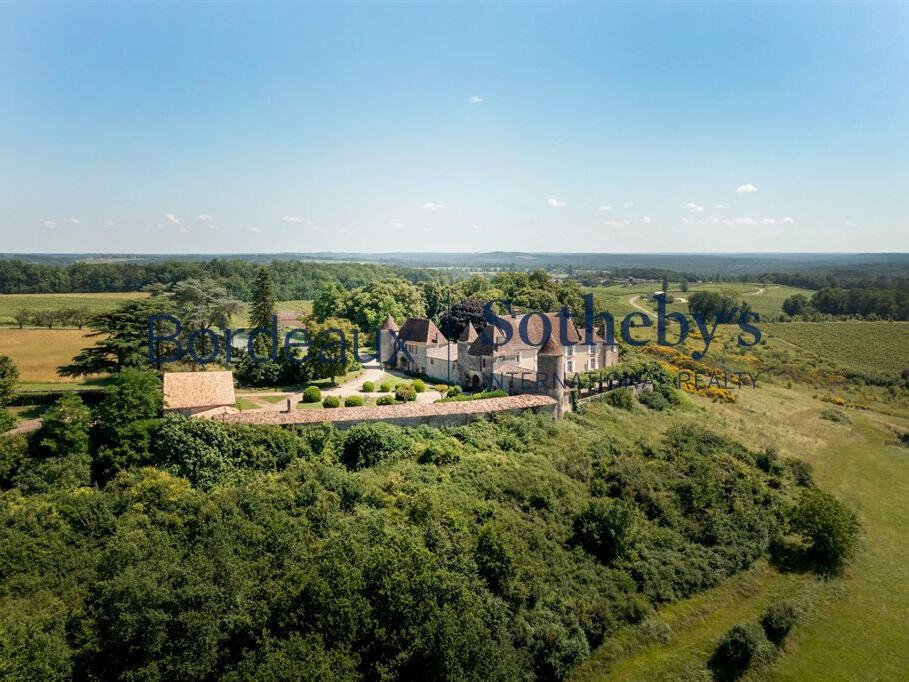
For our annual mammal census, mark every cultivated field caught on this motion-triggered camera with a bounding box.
[0,328,96,384]
[0,292,148,326]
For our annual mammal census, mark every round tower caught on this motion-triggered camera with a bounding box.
[379,313,399,365]
[537,334,567,415]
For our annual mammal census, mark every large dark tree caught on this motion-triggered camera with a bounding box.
[439,299,488,341]
[0,355,18,406]
[248,267,277,331]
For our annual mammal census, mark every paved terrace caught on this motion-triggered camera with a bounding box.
[214,394,558,428]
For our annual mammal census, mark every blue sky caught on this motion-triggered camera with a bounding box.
[0,1,906,253]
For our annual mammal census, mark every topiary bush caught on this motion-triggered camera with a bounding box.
[361,381,374,393]
[708,622,771,681]
[412,379,426,393]
[447,385,463,397]
[433,384,448,394]
[344,395,364,407]
[379,381,392,392]
[301,386,321,403]
[790,488,859,569]
[376,395,395,406]
[322,396,340,409]
[605,387,635,410]
[395,384,417,402]
[761,601,797,645]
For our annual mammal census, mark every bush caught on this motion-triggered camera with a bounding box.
[605,387,635,410]
[322,396,340,409]
[361,381,374,393]
[412,379,426,393]
[790,488,859,569]
[433,384,448,394]
[395,384,417,402]
[376,395,395,406]
[573,498,638,564]
[785,457,814,486]
[344,395,364,407]
[756,446,779,473]
[761,601,797,645]
[708,623,771,680]
[417,436,462,465]
[301,386,322,403]
[379,381,392,392]
[340,422,410,470]
[447,385,463,397]
[638,388,668,411]
[0,408,15,434]
[820,408,851,424]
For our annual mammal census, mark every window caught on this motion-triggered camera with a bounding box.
[588,344,595,354]
[566,360,573,373]
[566,346,574,356]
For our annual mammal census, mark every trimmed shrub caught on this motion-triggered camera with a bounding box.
[301,386,321,403]
[708,623,770,680]
[361,381,375,393]
[412,379,426,393]
[395,384,417,402]
[322,396,340,409]
[447,385,463,397]
[376,395,395,406]
[340,422,410,470]
[761,601,797,645]
[344,396,364,407]
[379,381,392,392]
[605,387,635,410]
[433,384,448,394]
[790,488,859,569]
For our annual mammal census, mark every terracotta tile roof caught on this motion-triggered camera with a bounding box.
[426,344,458,361]
[381,313,399,331]
[399,317,447,344]
[215,394,556,426]
[163,371,236,410]
[469,313,603,356]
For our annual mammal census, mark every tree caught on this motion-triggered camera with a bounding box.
[439,299,488,341]
[679,278,689,293]
[302,318,358,384]
[12,307,32,329]
[782,294,809,317]
[312,283,345,323]
[32,310,59,329]
[248,267,277,331]
[34,394,91,456]
[0,355,18,406]
[687,290,746,322]
[340,278,425,332]
[661,276,669,294]
[170,278,243,360]
[790,488,859,569]
[58,298,171,376]
[419,280,455,321]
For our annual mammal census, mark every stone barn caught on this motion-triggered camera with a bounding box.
[162,371,238,418]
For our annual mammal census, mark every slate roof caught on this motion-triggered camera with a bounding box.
[467,313,605,356]
[458,322,478,342]
[398,317,447,344]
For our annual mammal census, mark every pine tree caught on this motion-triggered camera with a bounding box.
[661,276,669,294]
[249,267,276,330]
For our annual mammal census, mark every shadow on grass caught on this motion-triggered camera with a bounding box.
[769,537,846,577]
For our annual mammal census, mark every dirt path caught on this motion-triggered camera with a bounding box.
[628,295,652,314]
[3,418,42,436]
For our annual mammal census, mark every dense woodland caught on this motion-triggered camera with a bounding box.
[0,361,857,680]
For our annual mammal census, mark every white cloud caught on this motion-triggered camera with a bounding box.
[281,216,303,224]
[547,197,566,207]
[685,202,704,212]
[164,212,180,224]
[598,205,613,212]
[761,218,777,225]
[469,95,483,104]
[735,183,758,193]
[106,221,115,227]
[844,221,858,227]
[341,227,358,235]
[780,216,795,225]
[247,227,262,234]
[714,203,726,209]
[603,220,624,227]
[681,217,694,225]
[624,201,634,208]
[198,214,213,222]
[605,230,628,238]
[178,226,188,233]
[472,224,481,232]
[68,217,79,224]
[43,220,56,228]
[389,219,404,230]
[421,202,447,211]
[642,216,652,224]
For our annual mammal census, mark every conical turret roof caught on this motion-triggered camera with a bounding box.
[381,313,399,331]
[458,322,478,342]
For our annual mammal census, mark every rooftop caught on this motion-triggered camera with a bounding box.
[163,370,236,410]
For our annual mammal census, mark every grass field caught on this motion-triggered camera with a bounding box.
[571,383,909,680]
[0,328,96,384]
[0,292,148,326]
